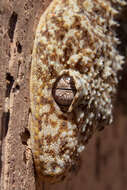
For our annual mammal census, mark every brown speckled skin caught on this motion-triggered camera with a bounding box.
[30,0,125,183]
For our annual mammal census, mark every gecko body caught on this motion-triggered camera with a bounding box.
[30,0,125,183]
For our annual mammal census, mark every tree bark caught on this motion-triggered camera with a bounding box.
[0,0,127,190]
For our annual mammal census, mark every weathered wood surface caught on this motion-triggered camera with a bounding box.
[0,0,127,190]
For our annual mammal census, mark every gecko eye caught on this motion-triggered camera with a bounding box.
[52,74,77,112]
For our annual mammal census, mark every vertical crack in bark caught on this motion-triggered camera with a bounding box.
[0,72,14,139]
[0,112,10,141]
[8,12,18,42]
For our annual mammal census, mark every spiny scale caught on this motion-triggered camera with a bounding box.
[30,0,125,183]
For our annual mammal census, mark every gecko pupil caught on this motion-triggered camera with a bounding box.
[52,74,77,112]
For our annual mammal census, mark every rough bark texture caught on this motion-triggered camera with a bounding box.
[0,0,127,190]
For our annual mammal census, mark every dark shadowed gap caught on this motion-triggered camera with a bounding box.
[20,128,30,145]
[16,41,22,53]
[8,11,18,42]
[5,73,14,97]
[116,5,127,57]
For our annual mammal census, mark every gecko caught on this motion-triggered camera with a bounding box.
[30,0,126,183]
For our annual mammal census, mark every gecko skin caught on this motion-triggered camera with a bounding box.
[30,0,125,183]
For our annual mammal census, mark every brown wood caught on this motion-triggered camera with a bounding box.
[0,1,127,190]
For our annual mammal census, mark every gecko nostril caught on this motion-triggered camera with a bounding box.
[52,74,77,112]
